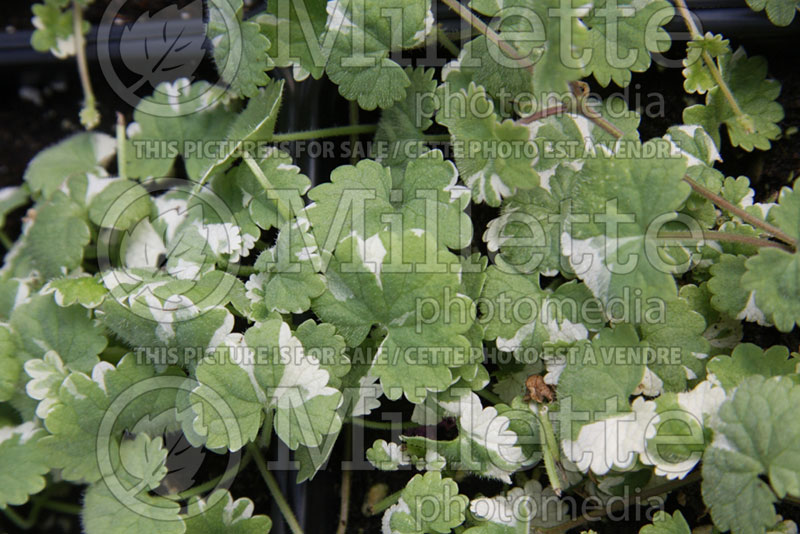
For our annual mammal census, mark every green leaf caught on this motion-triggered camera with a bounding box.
[190,318,342,451]
[118,433,168,491]
[740,180,800,331]
[42,273,108,309]
[245,227,325,318]
[746,0,800,26]
[441,36,534,116]
[190,335,264,450]
[401,393,533,481]
[197,80,285,184]
[39,355,181,483]
[97,270,236,361]
[436,83,538,207]
[469,0,590,97]
[89,179,153,231]
[557,324,646,435]
[184,489,272,533]
[125,80,234,180]
[383,471,468,534]
[82,479,185,534]
[257,0,327,81]
[639,298,709,392]
[484,170,574,276]
[682,47,783,151]
[679,283,743,357]
[234,147,310,231]
[0,423,50,507]
[529,97,642,179]
[585,0,674,87]
[312,230,476,403]
[742,248,800,332]
[702,376,800,534]
[640,380,725,479]
[11,293,106,373]
[707,344,798,391]
[683,33,731,94]
[0,185,29,230]
[207,0,272,98]
[465,482,537,534]
[767,178,800,242]
[24,350,70,419]
[479,266,590,359]
[709,254,770,326]
[0,324,21,402]
[293,319,350,389]
[663,124,722,169]
[248,320,343,450]
[703,447,778,534]
[247,220,325,316]
[324,0,433,109]
[40,371,111,482]
[24,191,91,280]
[639,511,691,534]
[307,152,472,252]
[564,139,690,307]
[24,132,116,197]
[372,67,438,168]
[31,0,88,58]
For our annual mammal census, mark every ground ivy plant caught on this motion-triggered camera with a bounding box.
[5,0,799,533]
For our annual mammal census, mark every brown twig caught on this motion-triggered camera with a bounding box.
[682,175,796,248]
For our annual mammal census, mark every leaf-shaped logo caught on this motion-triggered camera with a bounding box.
[120,0,206,90]
[154,431,206,496]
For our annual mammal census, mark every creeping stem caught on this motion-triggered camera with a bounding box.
[249,443,305,534]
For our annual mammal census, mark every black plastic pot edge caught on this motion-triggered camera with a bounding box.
[2,0,799,67]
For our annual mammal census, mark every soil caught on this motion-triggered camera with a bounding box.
[1,3,800,534]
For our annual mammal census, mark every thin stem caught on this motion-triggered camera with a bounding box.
[520,103,567,124]
[177,449,252,500]
[436,25,461,57]
[439,0,533,73]
[73,1,99,129]
[423,133,452,142]
[349,100,360,166]
[2,506,31,529]
[116,112,127,180]
[682,175,797,248]
[271,124,377,143]
[2,495,75,531]
[38,500,81,515]
[673,0,746,121]
[659,231,794,252]
[533,404,563,496]
[476,388,502,405]
[248,443,305,534]
[335,430,352,534]
[230,264,259,277]
[541,471,702,534]
[347,417,419,430]
[243,152,292,222]
[368,488,403,516]
[0,230,13,250]
[439,0,628,139]
[570,81,624,139]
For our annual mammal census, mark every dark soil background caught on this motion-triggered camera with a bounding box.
[1,0,800,533]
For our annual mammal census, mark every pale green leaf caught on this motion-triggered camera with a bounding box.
[324,0,433,109]
[707,344,798,391]
[207,0,272,97]
[682,48,783,151]
[0,423,50,508]
[24,132,115,197]
[184,489,271,533]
